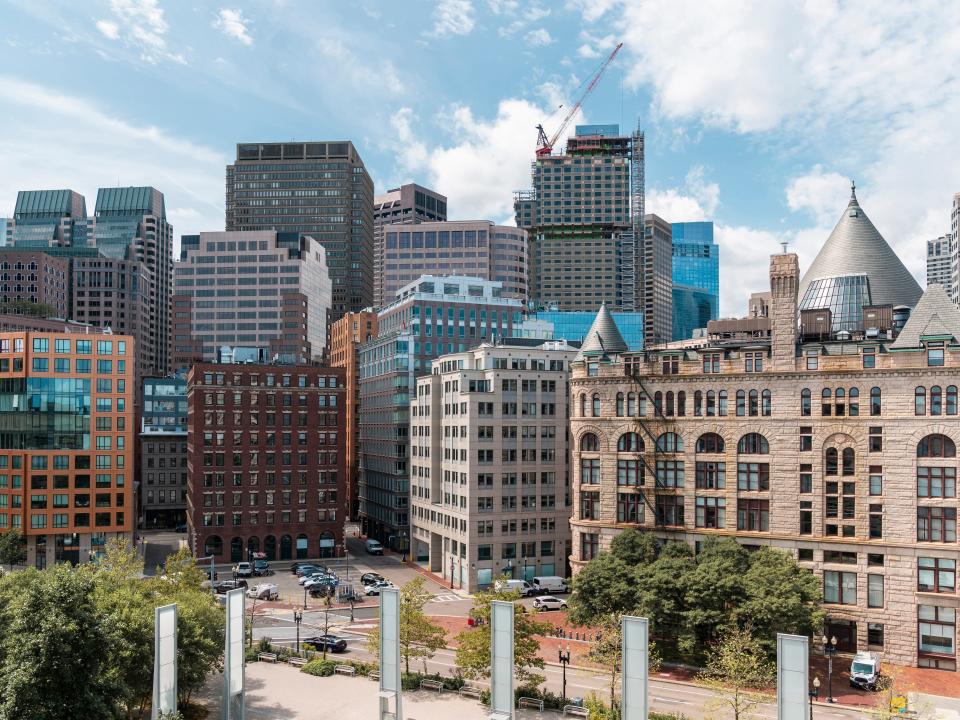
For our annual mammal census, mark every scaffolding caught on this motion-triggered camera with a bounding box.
[621,124,645,313]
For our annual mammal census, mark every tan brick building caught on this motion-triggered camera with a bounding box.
[570,192,959,670]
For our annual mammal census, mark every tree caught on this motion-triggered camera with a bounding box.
[454,579,551,687]
[588,613,662,720]
[608,528,659,566]
[0,529,25,568]
[681,538,749,653]
[568,552,637,626]
[366,577,447,675]
[697,627,774,720]
[633,542,694,651]
[0,565,113,720]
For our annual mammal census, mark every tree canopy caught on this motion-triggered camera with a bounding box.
[366,577,447,675]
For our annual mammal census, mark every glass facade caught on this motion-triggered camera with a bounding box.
[672,222,719,340]
[530,311,644,351]
[142,377,187,432]
[799,274,871,333]
[0,378,91,449]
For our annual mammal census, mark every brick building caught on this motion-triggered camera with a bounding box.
[569,189,959,670]
[0,250,69,317]
[185,363,346,563]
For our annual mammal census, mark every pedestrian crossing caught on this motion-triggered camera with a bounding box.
[428,593,461,603]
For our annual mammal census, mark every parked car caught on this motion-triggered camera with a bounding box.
[364,581,395,596]
[253,559,271,576]
[531,576,568,594]
[295,565,320,578]
[299,571,328,586]
[365,539,383,555]
[302,635,347,653]
[850,652,881,690]
[360,572,385,585]
[234,562,254,578]
[213,579,248,594]
[304,576,338,590]
[309,584,336,598]
[246,583,279,601]
[533,595,568,611]
[290,562,307,574]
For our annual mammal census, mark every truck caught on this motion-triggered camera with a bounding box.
[849,651,881,690]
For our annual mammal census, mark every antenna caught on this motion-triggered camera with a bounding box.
[780,242,788,254]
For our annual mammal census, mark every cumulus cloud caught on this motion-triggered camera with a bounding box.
[213,8,253,46]
[786,165,851,226]
[525,28,553,47]
[95,20,120,39]
[95,0,185,64]
[647,166,719,222]
[429,0,476,38]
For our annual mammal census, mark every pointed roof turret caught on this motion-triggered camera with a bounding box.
[798,182,922,331]
[577,304,629,359]
[890,284,960,349]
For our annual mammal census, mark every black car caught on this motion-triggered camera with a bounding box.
[360,572,385,585]
[303,635,348,653]
[308,583,336,598]
[213,579,248,594]
[295,565,321,578]
[253,559,271,576]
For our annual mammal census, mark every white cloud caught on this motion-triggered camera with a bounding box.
[96,0,185,64]
[647,166,719,222]
[213,8,253,46]
[494,2,551,36]
[524,28,553,47]
[786,165,851,226]
[713,224,786,315]
[429,0,476,38]
[577,44,599,59]
[315,37,404,95]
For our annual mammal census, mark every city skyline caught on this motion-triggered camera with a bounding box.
[2,2,958,316]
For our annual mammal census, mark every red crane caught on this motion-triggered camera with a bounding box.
[535,41,624,157]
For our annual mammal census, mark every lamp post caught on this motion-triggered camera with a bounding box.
[558,645,571,706]
[293,609,303,655]
[822,635,838,703]
[809,676,820,720]
[450,555,455,589]
[303,584,308,611]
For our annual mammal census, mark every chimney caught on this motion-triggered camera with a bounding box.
[769,253,799,371]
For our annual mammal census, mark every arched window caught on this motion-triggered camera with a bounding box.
[821,388,832,416]
[231,537,244,563]
[915,387,927,416]
[870,387,881,416]
[665,391,675,417]
[657,432,683,453]
[264,535,277,561]
[616,393,625,417]
[801,388,811,416]
[761,389,771,417]
[204,535,223,558]
[949,386,958,416]
[849,387,859,416]
[618,432,643,452]
[280,534,293,561]
[627,392,637,417]
[579,393,587,417]
[296,533,309,560]
[677,391,687,417]
[694,390,703,416]
[696,433,725,454]
[825,447,838,475]
[592,393,601,418]
[654,391,663,415]
[247,536,260,555]
[580,433,599,452]
[918,434,957,458]
[706,390,716,417]
[931,386,943,416]
[737,433,769,454]
[748,389,759,417]
[835,387,845,416]
[736,390,746,416]
[718,390,728,416]
[842,447,855,475]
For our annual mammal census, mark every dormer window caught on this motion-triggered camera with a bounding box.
[927,342,945,367]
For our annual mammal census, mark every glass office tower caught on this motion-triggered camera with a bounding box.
[671,221,719,340]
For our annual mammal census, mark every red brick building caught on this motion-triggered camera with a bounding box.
[185,363,346,563]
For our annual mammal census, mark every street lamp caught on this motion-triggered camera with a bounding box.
[809,676,820,720]
[558,645,571,706]
[293,609,303,655]
[822,635,838,703]
[303,584,309,611]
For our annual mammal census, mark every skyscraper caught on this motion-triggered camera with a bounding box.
[672,221,719,340]
[928,235,953,296]
[226,142,374,324]
[516,124,646,313]
[373,184,447,307]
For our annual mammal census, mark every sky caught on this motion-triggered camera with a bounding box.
[1,0,959,316]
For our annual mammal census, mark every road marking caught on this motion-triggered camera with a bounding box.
[428,594,461,603]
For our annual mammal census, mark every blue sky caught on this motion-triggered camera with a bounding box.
[2,0,958,314]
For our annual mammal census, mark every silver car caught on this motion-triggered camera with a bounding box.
[533,595,567,611]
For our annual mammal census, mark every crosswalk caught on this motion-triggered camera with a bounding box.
[428,593,461,603]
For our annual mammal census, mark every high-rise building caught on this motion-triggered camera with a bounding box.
[381,221,528,303]
[409,339,578,592]
[568,188,958,671]
[225,142,374,324]
[516,124,646,314]
[643,214,673,346]
[0,218,8,247]
[373,184,447,307]
[672,284,715,341]
[928,235,953,296]
[185,363,346,563]
[0,331,135,567]
[140,376,188,529]
[527,309,644,350]
[6,187,173,377]
[0,250,70,318]
[329,310,378,520]
[952,193,960,305]
[358,276,525,549]
[172,231,332,371]
[672,221,719,340]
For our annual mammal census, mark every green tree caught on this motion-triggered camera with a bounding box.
[568,552,637,626]
[366,577,447,674]
[681,538,749,654]
[0,565,112,720]
[697,627,774,720]
[588,613,662,720]
[633,542,694,650]
[454,580,550,687]
[0,529,26,568]
[608,528,659,566]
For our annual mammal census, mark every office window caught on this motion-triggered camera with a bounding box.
[695,496,725,528]
[867,574,884,608]
[918,557,956,593]
[823,570,856,605]
[737,499,769,531]
[918,507,957,542]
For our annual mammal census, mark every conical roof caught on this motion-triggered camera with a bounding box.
[578,304,628,358]
[798,183,922,310]
[890,284,960,349]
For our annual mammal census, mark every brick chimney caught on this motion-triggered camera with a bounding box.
[770,252,799,371]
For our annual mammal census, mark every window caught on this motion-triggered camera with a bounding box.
[865,574,885,609]
[761,389,771,416]
[695,496,725,528]
[737,462,769,491]
[591,394,601,417]
[918,434,956,458]
[917,467,956,498]
[918,606,955,666]
[842,447,855,475]
[800,388,811,416]
[825,447,838,475]
[744,352,763,372]
[821,388,832,416]
[931,386,943,415]
[949,386,959,415]
[800,464,813,493]
[849,387,859,415]
[657,432,683,453]
[617,432,643,452]
[580,459,600,485]
[748,389,759,416]
[800,426,812,452]
[916,386,927,415]
[616,393,624,416]
[580,491,600,520]
[806,350,818,370]
[862,347,876,368]
[869,466,883,495]
[918,507,957,542]
[870,387,881,416]
[656,460,684,487]
[581,533,599,561]
[656,495,684,526]
[824,570,857,604]
[868,623,884,650]
[617,459,641,486]
[737,499,769,531]
[703,353,721,373]
[696,433,724,453]
[869,504,883,539]
[919,557,956,593]
[799,503,812,534]
[580,433,599,452]
[927,343,945,367]
[695,462,725,489]
[737,433,769,454]
[617,493,642,523]
[736,390,745,416]
[869,426,883,452]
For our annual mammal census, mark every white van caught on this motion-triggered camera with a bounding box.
[365,539,383,555]
[532,576,568,594]
[495,579,534,596]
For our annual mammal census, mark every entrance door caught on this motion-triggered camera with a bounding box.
[280,534,292,561]
[230,538,244,563]
[826,619,857,653]
[264,535,276,561]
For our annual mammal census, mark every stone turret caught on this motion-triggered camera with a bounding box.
[770,252,799,371]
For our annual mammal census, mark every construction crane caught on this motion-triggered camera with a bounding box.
[535,42,624,157]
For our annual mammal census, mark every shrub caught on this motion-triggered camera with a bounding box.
[301,658,337,677]
[399,671,464,691]
[515,685,565,710]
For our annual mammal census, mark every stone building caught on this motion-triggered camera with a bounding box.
[569,189,959,670]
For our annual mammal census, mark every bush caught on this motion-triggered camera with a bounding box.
[399,671,464,691]
[301,658,337,677]
[515,685,565,710]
